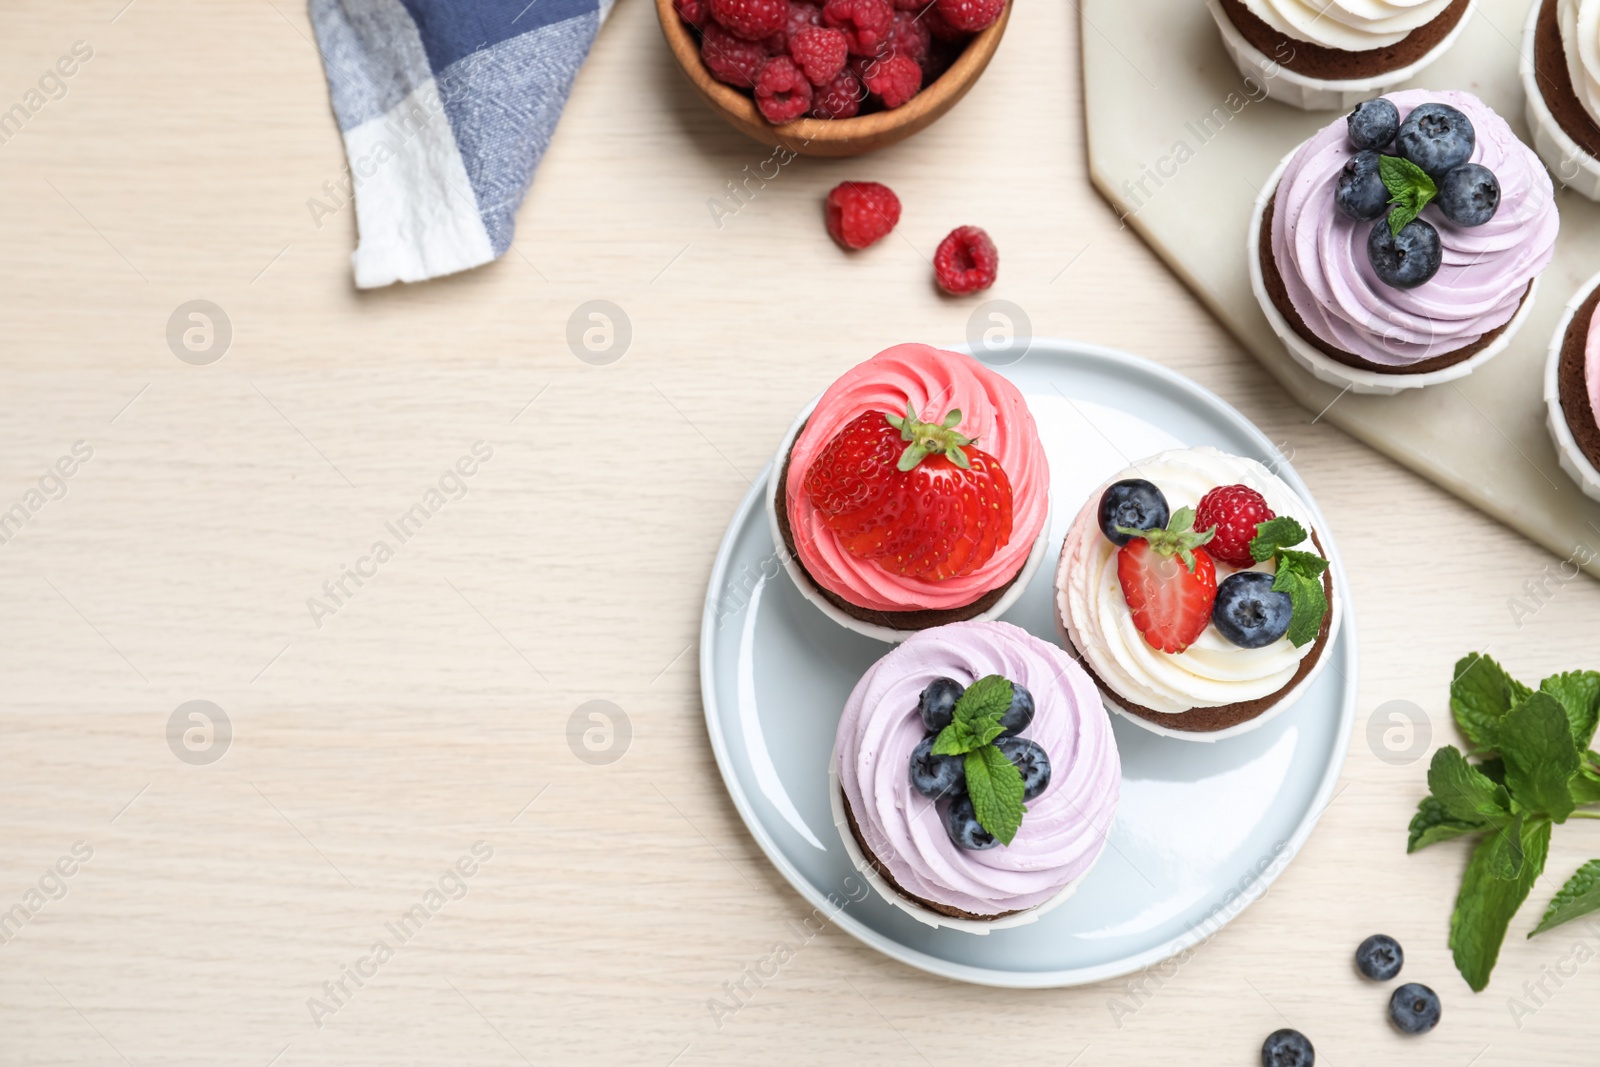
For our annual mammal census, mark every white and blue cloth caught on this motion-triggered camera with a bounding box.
[309,0,611,288]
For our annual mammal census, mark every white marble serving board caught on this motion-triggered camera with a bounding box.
[1082,0,1600,575]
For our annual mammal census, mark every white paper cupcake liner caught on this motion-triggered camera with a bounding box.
[1205,0,1475,112]
[1543,269,1600,502]
[1248,148,1534,395]
[827,756,1096,933]
[1520,0,1600,202]
[765,394,1052,644]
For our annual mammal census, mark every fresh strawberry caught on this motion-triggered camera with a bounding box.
[1194,483,1275,569]
[803,405,1013,581]
[1115,508,1218,653]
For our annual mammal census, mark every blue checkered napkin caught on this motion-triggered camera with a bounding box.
[309,0,610,289]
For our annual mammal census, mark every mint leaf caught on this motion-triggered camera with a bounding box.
[1408,795,1489,852]
[1539,671,1600,752]
[1500,692,1579,822]
[1427,746,1512,825]
[1272,563,1329,648]
[1450,817,1551,991]
[1379,154,1437,236]
[931,675,1012,756]
[1530,859,1600,936]
[1450,654,1532,753]
[965,744,1025,845]
[1249,516,1308,563]
[1485,813,1526,880]
[1571,760,1600,806]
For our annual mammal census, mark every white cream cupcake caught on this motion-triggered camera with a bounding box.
[1522,0,1600,201]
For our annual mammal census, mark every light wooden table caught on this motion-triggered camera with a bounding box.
[0,1,1596,1064]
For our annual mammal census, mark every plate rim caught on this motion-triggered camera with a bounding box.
[698,337,1359,987]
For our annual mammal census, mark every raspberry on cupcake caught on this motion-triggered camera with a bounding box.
[1522,0,1600,201]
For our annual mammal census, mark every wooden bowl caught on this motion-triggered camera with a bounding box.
[656,1,1010,158]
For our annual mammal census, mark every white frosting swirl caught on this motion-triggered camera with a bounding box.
[1241,0,1455,51]
[1561,0,1600,129]
[1054,447,1325,715]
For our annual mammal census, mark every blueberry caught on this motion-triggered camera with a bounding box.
[1098,479,1169,546]
[917,677,964,732]
[1347,97,1399,151]
[1388,982,1441,1034]
[909,735,965,800]
[995,736,1051,800]
[1435,163,1500,227]
[1334,150,1389,222]
[1396,102,1475,177]
[945,794,997,850]
[998,683,1034,737]
[1355,933,1404,981]
[1260,1028,1315,1067]
[1368,215,1442,290]
[1212,572,1293,648]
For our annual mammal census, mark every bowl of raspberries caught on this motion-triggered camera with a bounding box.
[658,0,1010,156]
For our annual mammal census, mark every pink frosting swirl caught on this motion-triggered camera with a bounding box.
[835,620,1121,917]
[784,344,1049,612]
[1273,90,1559,366]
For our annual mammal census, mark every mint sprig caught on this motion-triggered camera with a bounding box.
[1246,517,1329,647]
[1406,654,1600,991]
[1379,154,1438,236]
[930,674,1026,845]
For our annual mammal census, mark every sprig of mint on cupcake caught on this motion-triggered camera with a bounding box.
[1378,155,1437,237]
[1247,517,1329,647]
[1406,654,1600,991]
[930,675,1026,845]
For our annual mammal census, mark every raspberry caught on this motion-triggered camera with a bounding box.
[860,53,921,108]
[709,0,791,41]
[934,226,998,294]
[935,0,1003,32]
[921,2,969,40]
[880,9,930,64]
[823,0,895,56]
[1194,484,1276,569]
[764,1,822,52]
[892,0,928,8]
[675,0,712,28]
[754,56,814,123]
[811,69,864,118]
[701,23,769,87]
[825,181,901,249]
[789,26,848,84]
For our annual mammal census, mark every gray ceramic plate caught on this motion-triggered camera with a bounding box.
[699,338,1357,987]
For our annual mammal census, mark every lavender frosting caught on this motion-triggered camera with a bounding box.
[1272,90,1559,366]
[835,620,1120,917]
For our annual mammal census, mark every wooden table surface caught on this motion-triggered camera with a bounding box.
[1,1,1597,1064]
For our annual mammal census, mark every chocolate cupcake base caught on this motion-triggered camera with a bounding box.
[1523,0,1600,202]
[1547,273,1600,501]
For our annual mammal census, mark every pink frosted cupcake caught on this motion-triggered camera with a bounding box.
[767,343,1051,642]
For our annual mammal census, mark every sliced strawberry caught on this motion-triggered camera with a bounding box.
[1115,507,1218,653]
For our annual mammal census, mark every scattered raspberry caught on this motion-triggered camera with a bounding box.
[934,225,998,294]
[1194,484,1276,569]
[935,0,1003,32]
[810,69,864,118]
[701,23,769,88]
[709,0,792,41]
[920,2,969,41]
[675,0,712,29]
[892,0,928,8]
[860,53,921,108]
[789,26,849,85]
[823,0,895,56]
[754,56,814,123]
[764,2,822,53]
[881,9,931,65]
[825,181,901,249]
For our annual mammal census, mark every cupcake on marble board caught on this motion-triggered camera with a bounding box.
[1250,89,1559,395]
[1522,0,1600,200]
[1053,447,1341,740]
[1206,0,1476,111]
[767,343,1051,642]
[831,620,1120,930]
[1544,269,1600,501]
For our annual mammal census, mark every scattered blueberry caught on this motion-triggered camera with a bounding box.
[917,677,964,732]
[998,683,1034,737]
[1335,150,1390,222]
[945,794,997,850]
[995,736,1051,800]
[1435,163,1500,227]
[1212,572,1294,649]
[1355,933,1404,981]
[909,735,965,800]
[1098,479,1169,546]
[1260,1028,1315,1067]
[1396,102,1475,177]
[1347,97,1400,151]
[1368,215,1443,289]
[1388,982,1441,1034]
